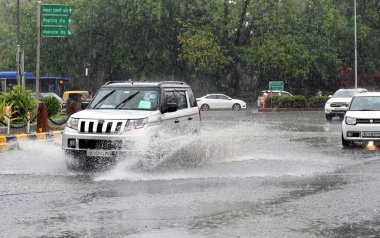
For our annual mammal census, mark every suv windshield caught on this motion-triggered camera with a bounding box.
[349,96,380,111]
[88,87,160,110]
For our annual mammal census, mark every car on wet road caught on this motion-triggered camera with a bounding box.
[325,88,367,120]
[342,92,380,147]
[62,81,200,170]
[196,93,246,111]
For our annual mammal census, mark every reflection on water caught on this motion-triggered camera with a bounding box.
[365,141,377,151]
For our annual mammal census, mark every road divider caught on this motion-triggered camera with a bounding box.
[0,131,62,151]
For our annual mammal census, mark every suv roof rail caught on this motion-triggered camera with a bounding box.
[104,81,119,85]
[158,81,186,86]
[103,80,186,86]
[105,79,134,85]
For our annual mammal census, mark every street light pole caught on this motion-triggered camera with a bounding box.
[354,0,358,89]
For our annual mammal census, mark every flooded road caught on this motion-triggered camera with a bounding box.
[1,110,380,238]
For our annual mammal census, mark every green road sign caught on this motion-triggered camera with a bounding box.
[41,27,72,37]
[269,81,284,90]
[42,15,71,26]
[42,5,73,15]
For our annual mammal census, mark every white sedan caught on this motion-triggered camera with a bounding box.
[342,92,380,147]
[196,94,246,111]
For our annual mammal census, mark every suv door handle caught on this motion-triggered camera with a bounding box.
[175,119,180,123]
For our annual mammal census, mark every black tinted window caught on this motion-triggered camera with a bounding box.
[164,90,188,109]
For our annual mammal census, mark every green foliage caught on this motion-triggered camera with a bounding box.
[0,101,8,123]
[42,96,61,116]
[0,0,380,96]
[0,86,37,122]
[266,96,307,108]
[308,96,329,108]
[178,21,230,72]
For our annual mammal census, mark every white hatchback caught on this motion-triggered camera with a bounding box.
[196,94,246,111]
[342,92,380,147]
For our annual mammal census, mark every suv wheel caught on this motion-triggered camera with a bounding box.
[342,134,350,147]
[326,114,333,120]
[201,104,210,111]
[232,103,241,111]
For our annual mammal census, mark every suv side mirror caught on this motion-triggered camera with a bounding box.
[160,102,178,113]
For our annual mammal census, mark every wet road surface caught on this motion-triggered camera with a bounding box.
[1,110,380,238]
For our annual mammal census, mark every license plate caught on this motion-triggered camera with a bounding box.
[87,150,113,157]
[362,132,380,137]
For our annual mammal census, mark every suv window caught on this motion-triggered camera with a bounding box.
[164,90,188,109]
[186,88,197,107]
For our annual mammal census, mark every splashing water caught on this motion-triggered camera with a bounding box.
[0,120,357,181]
[95,121,345,182]
[0,140,68,176]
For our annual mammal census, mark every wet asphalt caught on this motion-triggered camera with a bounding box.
[1,109,380,238]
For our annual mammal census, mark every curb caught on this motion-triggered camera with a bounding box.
[0,131,62,151]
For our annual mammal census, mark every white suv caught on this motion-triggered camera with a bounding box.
[342,92,380,147]
[324,88,367,120]
[62,81,201,169]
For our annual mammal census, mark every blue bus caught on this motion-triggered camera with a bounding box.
[0,71,71,97]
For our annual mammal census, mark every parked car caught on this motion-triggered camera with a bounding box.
[31,92,65,109]
[257,90,292,108]
[62,81,200,170]
[324,88,367,120]
[41,92,65,109]
[196,94,246,111]
[342,92,380,147]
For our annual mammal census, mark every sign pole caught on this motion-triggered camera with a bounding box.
[36,1,41,99]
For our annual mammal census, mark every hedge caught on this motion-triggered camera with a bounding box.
[308,96,329,108]
[266,95,307,108]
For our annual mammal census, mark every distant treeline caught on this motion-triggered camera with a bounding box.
[0,0,379,97]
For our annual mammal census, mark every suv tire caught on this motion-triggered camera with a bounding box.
[326,114,333,120]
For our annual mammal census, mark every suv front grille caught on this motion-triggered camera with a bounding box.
[79,120,127,134]
[331,102,349,107]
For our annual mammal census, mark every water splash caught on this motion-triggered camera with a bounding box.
[0,140,68,176]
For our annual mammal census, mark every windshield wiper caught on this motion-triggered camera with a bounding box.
[92,90,116,109]
[115,91,140,109]
[359,109,374,111]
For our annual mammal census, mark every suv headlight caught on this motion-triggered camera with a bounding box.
[124,118,148,131]
[66,117,79,130]
[345,117,357,125]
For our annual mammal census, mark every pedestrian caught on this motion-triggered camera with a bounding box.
[316,89,322,97]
